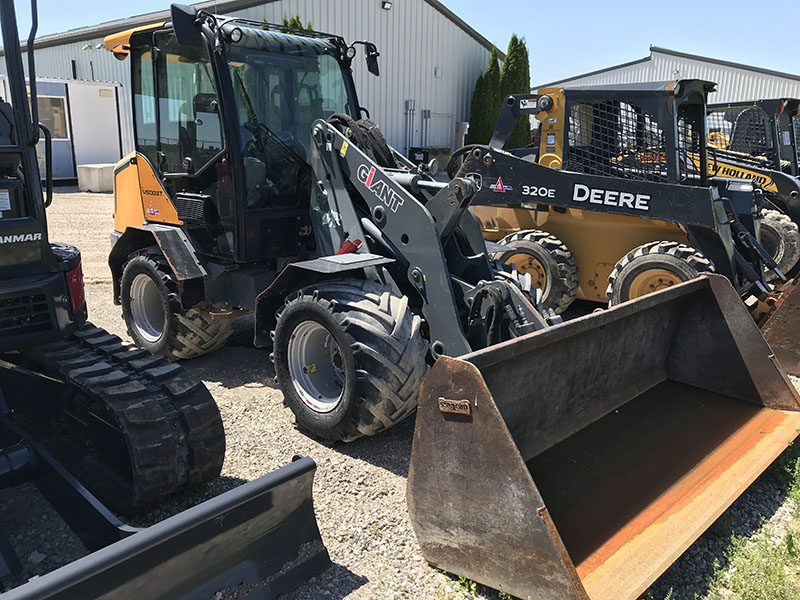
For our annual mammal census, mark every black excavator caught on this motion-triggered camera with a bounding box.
[0,0,329,596]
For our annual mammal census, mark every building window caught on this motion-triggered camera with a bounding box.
[30,96,69,139]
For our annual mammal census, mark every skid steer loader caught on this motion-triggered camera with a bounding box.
[703,99,800,278]
[0,0,328,594]
[463,81,786,311]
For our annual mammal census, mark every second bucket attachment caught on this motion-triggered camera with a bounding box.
[407,274,800,600]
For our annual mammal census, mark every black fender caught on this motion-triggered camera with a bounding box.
[109,225,207,306]
[253,253,394,347]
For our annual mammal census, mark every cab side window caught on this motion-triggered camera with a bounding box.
[154,33,223,174]
[132,42,158,168]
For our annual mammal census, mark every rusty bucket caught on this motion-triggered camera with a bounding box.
[761,275,800,376]
[407,274,800,600]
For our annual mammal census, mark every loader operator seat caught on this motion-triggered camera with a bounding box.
[240,124,309,210]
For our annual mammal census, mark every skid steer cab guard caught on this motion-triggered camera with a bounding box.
[5,457,329,600]
[408,274,800,600]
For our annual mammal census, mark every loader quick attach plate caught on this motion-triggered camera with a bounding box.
[5,457,330,600]
[407,274,800,600]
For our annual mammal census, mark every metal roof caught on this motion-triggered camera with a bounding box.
[1,0,503,58]
[535,46,800,89]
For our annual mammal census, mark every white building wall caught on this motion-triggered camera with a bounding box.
[536,49,800,105]
[1,0,492,155]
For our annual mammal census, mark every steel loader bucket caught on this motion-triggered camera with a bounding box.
[761,275,800,376]
[5,457,330,600]
[407,274,800,600]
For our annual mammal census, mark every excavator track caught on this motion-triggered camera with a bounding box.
[18,323,225,513]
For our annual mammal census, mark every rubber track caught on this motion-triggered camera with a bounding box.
[22,323,225,512]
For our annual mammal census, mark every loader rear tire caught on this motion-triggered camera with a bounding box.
[607,241,714,306]
[495,230,578,313]
[760,209,800,282]
[272,279,428,443]
[120,251,233,361]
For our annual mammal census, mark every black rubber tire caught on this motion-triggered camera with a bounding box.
[607,241,715,306]
[23,324,225,513]
[272,279,428,443]
[760,209,800,282]
[495,230,579,313]
[120,250,233,361]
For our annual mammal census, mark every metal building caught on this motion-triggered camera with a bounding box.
[0,0,496,164]
[535,46,800,103]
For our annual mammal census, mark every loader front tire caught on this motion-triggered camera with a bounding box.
[272,279,428,443]
[495,230,578,313]
[760,209,800,282]
[120,251,233,361]
[607,241,714,306]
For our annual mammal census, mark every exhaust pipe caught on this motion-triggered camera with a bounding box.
[408,274,800,600]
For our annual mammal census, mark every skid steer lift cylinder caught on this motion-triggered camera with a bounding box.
[408,274,800,600]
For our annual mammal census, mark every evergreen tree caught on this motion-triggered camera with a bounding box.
[485,47,502,134]
[499,35,531,149]
[466,48,501,145]
[466,72,490,145]
[281,15,313,31]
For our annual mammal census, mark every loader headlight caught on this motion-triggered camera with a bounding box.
[346,46,356,59]
[229,27,243,43]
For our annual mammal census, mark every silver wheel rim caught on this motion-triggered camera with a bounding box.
[129,273,166,344]
[287,321,345,413]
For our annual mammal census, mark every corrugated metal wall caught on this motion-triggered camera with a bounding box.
[1,0,491,156]
[537,49,800,104]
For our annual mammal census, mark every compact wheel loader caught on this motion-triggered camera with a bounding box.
[107,4,556,443]
[0,1,329,594]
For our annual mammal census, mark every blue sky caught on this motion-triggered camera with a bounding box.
[11,0,799,85]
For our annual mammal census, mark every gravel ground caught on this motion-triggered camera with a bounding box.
[2,188,799,600]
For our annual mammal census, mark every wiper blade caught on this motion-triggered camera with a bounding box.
[233,69,308,165]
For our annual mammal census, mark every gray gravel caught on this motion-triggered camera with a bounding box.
[2,189,798,600]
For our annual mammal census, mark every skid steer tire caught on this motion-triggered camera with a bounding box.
[120,250,233,361]
[495,230,578,314]
[607,241,715,306]
[760,209,800,282]
[272,279,428,444]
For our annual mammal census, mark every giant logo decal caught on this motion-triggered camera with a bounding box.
[357,165,405,212]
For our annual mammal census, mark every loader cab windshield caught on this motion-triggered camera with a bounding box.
[227,44,355,210]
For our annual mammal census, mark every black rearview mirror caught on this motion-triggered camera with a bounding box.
[364,43,380,77]
[171,3,203,48]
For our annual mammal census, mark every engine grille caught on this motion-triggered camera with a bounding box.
[0,293,52,336]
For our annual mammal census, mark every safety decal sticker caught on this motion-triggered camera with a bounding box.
[520,98,538,110]
[490,177,512,193]
[146,202,160,216]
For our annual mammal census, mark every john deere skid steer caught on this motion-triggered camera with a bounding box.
[464,81,786,311]
[0,1,329,594]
